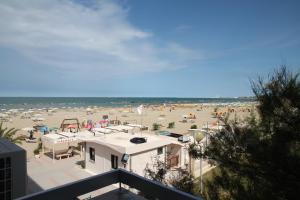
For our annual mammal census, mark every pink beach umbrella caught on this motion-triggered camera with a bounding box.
[67,124,77,129]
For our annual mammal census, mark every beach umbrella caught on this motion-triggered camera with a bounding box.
[157,117,165,121]
[40,126,48,132]
[0,113,8,118]
[99,119,108,124]
[37,117,45,121]
[68,124,77,129]
[137,105,143,115]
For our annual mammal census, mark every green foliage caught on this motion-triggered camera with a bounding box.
[167,122,175,129]
[144,157,167,184]
[152,123,160,131]
[195,133,204,143]
[33,138,42,155]
[143,157,168,200]
[190,124,197,129]
[188,143,201,159]
[214,107,219,113]
[171,170,195,194]
[0,122,22,144]
[200,66,300,200]
[33,148,40,155]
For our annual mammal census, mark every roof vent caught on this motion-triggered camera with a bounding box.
[130,137,147,144]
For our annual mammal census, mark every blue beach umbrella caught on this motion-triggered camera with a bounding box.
[40,126,48,133]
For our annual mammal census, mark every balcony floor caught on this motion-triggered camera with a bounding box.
[27,154,92,194]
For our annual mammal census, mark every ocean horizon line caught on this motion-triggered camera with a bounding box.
[0,96,255,99]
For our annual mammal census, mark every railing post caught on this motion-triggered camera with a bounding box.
[118,169,122,193]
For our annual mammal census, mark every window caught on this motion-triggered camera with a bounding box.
[121,154,129,163]
[89,148,95,162]
[111,155,118,169]
[157,147,163,155]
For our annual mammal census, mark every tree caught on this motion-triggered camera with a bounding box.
[0,122,22,144]
[194,66,300,200]
[144,156,168,184]
[170,170,195,194]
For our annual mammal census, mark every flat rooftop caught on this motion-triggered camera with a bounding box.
[81,132,182,154]
[42,125,184,155]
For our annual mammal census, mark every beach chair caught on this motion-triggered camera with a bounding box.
[25,137,37,143]
[55,147,74,160]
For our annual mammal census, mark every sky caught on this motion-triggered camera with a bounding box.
[0,0,299,97]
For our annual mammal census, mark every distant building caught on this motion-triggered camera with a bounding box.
[0,138,27,199]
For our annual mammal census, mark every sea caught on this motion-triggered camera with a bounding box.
[0,97,255,110]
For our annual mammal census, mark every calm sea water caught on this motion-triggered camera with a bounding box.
[0,97,255,110]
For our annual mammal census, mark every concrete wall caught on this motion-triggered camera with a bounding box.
[85,142,124,174]
[130,147,166,176]
[84,142,191,178]
[85,142,168,177]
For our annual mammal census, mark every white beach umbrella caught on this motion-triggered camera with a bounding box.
[0,113,8,118]
[137,105,143,115]
[10,109,19,113]
[157,117,165,121]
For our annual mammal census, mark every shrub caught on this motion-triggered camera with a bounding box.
[168,122,175,129]
[190,124,197,129]
[33,148,40,155]
[152,123,160,131]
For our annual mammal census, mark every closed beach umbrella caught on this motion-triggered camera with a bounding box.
[137,105,143,115]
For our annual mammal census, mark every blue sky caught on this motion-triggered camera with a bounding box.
[0,0,299,97]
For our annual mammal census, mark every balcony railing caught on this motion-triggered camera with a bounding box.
[17,169,202,200]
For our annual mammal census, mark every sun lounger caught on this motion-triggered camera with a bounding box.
[25,138,37,143]
[55,147,73,160]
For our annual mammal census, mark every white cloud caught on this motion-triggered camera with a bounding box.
[0,0,203,76]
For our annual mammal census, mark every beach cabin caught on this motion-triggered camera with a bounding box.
[82,132,189,176]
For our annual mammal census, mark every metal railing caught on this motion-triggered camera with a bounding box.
[17,169,202,200]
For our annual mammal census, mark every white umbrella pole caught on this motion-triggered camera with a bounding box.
[52,146,55,163]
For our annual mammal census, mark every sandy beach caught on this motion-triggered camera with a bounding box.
[1,103,255,159]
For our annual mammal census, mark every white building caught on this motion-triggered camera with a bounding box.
[82,132,189,176]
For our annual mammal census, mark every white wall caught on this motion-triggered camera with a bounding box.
[84,142,192,178]
[85,142,124,174]
[130,147,166,176]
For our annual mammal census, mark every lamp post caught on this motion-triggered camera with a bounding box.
[200,143,204,194]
